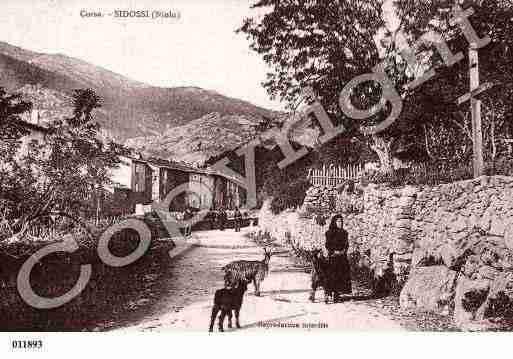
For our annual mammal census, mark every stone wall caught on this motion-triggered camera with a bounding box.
[402,176,513,330]
[302,185,338,213]
[257,175,513,330]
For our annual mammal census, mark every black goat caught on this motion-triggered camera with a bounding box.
[307,250,335,304]
[209,280,248,332]
[222,247,273,296]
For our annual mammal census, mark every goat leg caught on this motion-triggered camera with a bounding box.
[255,279,262,296]
[324,287,331,304]
[309,284,316,303]
[209,305,219,332]
[235,308,241,329]
[218,310,226,332]
[227,310,233,329]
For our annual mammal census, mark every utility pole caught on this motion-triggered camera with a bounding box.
[452,2,494,178]
[456,42,493,178]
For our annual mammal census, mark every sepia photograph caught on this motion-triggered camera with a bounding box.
[1,0,513,356]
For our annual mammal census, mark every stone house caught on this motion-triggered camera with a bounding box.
[17,109,48,158]
[107,155,246,215]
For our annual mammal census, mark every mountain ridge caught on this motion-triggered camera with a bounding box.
[0,41,281,158]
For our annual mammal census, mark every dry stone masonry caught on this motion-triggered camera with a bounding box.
[257,175,513,330]
[302,185,338,214]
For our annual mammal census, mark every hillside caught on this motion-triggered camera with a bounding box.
[125,112,262,165]
[0,41,40,63]
[0,41,278,151]
[126,111,320,166]
[29,53,148,91]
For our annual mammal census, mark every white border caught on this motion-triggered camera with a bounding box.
[2,332,511,359]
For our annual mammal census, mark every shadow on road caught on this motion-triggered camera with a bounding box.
[270,268,309,274]
[254,288,311,296]
[344,294,375,302]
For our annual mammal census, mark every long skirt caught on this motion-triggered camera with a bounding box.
[328,254,352,294]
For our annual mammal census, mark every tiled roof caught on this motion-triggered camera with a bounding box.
[145,156,211,174]
[139,156,242,185]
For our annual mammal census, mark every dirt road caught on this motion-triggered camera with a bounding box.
[113,228,403,332]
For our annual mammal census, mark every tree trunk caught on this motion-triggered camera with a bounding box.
[95,185,103,227]
[370,134,395,173]
[96,196,101,227]
[489,110,497,175]
[490,110,497,160]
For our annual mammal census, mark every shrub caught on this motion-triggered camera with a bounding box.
[487,158,513,176]
[359,161,484,187]
[269,176,310,214]
[359,168,411,186]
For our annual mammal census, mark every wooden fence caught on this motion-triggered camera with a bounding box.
[307,163,365,186]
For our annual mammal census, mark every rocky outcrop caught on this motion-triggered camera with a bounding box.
[400,266,457,315]
[407,176,513,330]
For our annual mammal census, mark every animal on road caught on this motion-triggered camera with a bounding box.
[209,280,249,332]
[307,249,335,303]
[222,247,273,296]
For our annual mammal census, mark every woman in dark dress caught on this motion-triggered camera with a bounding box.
[325,214,352,302]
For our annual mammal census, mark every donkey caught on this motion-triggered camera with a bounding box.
[223,247,273,296]
[307,249,334,304]
[209,280,249,332]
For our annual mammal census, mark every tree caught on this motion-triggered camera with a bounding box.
[394,0,513,167]
[0,87,32,141]
[0,88,130,242]
[238,0,513,171]
[239,0,389,162]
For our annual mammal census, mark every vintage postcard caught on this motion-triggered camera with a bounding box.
[1,0,513,353]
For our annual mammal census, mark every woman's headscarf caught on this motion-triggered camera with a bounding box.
[327,214,344,234]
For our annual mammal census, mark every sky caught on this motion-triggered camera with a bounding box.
[0,0,284,110]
